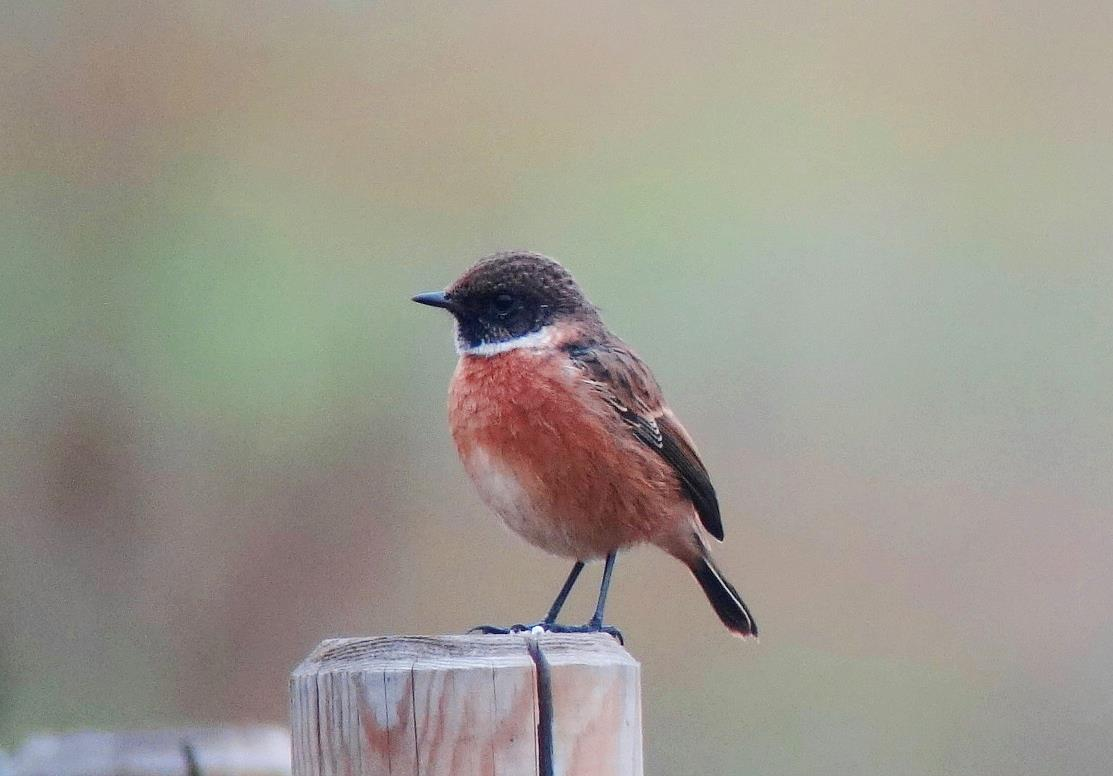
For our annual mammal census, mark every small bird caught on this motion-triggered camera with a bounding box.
[413,251,757,639]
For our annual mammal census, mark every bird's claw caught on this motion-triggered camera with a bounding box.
[542,623,624,645]
[468,623,533,635]
[468,621,624,645]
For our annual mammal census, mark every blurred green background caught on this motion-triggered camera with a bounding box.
[2,2,1112,773]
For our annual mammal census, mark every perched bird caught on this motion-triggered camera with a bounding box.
[413,251,757,639]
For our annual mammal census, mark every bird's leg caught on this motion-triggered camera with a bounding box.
[501,552,625,644]
[469,560,585,635]
[578,551,623,642]
[542,560,585,625]
[587,551,617,629]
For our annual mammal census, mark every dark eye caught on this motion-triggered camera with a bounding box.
[492,294,515,317]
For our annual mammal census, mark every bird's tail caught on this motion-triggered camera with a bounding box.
[688,549,758,639]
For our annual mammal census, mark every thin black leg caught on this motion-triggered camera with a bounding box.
[470,553,624,644]
[588,551,618,628]
[544,560,585,624]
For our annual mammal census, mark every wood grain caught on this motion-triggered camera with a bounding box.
[290,633,642,776]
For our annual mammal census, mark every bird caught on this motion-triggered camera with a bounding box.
[413,251,757,640]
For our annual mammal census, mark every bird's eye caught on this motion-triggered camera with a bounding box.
[492,294,515,317]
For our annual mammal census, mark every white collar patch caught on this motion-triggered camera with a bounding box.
[457,326,555,357]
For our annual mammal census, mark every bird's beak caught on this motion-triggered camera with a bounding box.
[412,291,455,312]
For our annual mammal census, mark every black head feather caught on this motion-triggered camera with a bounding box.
[440,251,598,350]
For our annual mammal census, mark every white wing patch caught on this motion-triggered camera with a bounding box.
[580,377,664,448]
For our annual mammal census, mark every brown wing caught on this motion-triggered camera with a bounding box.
[566,339,725,541]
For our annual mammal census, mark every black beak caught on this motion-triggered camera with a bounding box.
[412,291,455,311]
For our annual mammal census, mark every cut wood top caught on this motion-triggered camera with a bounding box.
[293,633,638,675]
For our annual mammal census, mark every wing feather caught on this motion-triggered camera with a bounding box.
[567,341,725,540]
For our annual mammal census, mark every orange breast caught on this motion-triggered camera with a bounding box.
[448,349,687,559]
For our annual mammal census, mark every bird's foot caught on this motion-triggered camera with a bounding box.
[468,623,538,635]
[468,621,623,645]
[542,622,624,645]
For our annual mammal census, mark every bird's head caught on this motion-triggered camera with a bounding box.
[413,251,599,355]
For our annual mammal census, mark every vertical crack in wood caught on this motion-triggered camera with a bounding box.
[526,636,555,776]
[180,740,202,776]
[409,663,421,776]
[380,672,392,775]
[489,665,499,776]
[315,673,327,776]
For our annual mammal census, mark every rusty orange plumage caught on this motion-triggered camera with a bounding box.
[415,251,756,639]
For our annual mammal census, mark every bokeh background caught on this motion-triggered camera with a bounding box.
[3,2,1112,774]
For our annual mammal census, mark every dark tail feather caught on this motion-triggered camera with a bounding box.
[690,553,758,638]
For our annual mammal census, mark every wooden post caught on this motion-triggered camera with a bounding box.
[290,633,642,776]
[3,725,291,776]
